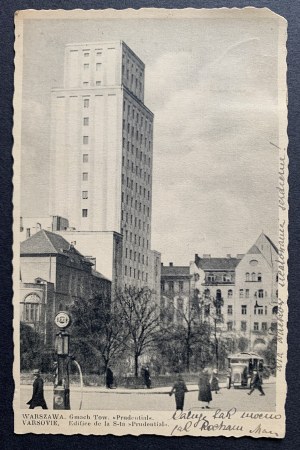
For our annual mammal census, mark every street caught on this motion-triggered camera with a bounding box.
[20,382,276,412]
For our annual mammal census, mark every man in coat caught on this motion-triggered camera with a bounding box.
[27,369,48,409]
[198,368,212,408]
[248,369,265,396]
[169,374,188,411]
[143,366,151,389]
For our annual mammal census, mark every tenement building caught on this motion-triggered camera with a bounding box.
[161,233,278,351]
[160,263,192,325]
[49,41,159,291]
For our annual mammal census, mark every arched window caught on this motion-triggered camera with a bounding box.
[22,293,41,323]
[258,289,264,298]
[245,272,250,281]
[228,289,233,298]
[272,306,278,315]
[251,272,256,281]
[257,273,262,282]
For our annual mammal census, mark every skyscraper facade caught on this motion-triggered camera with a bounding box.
[49,41,155,288]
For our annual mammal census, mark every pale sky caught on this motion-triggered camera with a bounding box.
[20,13,281,265]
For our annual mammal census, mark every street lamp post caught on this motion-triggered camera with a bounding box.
[53,311,71,409]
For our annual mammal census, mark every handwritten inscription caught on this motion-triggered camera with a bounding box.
[277,154,286,211]
[250,423,279,437]
[276,298,285,348]
[277,220,286,288]
[171,409,243,435]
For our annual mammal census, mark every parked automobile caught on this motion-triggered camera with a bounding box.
[227,352,264,389]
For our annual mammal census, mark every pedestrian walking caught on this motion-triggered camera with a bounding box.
[27,369,48,409]
[248,369,265,396]
[106,367,114,389]
[143,366,152,389]
[169,374,188,411]
[210,369,220,394]
[198,368,212,408]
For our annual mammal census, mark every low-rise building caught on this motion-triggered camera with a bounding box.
[20,229,111,345]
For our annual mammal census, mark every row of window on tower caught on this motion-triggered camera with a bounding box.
[122,65,143,94]
[125,248,149,265]
[122,189,150,204]
[81,49,103,58]
[122,101,151,133]
[121,198,150,218]
[82,62,102,71]
[121,227,149,247]
[122,152,151,171]
[123,124,151,150]
[122,175,151,202]
[123,166,151,185]
[122,212,149,233]
[124,265,148,282]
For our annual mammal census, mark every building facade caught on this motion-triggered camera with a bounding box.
[160,263,192,325]
[20,230,111,344]
[161,233,278,351]
[49,41,156,290]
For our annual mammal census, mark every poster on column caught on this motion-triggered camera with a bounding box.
[13,7,288,438]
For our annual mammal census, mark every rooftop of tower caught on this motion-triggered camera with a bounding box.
[65,40,145,67]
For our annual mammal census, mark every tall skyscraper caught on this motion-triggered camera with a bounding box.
[49,41,156,288]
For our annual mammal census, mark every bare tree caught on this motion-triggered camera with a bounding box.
[116,287,160,377]
[159,294,211,372]
[70,294,128,373]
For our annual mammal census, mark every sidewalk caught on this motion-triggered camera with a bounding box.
[23,376,276,395]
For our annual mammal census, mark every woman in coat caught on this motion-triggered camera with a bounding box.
[169,375,188,411]
[198,368,212,408]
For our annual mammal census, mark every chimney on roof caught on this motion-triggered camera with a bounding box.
[203,254,211,259]
[169,262,173,267]
[237,254,244,259]
[227,254,231,258]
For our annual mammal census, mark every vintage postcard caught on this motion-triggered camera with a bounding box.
[13,8,288,437]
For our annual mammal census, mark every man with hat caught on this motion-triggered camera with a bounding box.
[247,369,265,396]
[27,369,48,409]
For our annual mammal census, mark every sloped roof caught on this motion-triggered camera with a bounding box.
[91,269,111,282]
[198,258,239,271]
[263,233,278,254]
[21,229,84,257]
[161,266,190,277]
[247,244,262,255]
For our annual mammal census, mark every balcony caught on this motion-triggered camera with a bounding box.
[203,281,234,287]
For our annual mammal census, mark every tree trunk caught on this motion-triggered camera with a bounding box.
[134,353,139,378]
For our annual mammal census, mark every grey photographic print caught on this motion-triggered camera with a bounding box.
[13,8,288,437]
